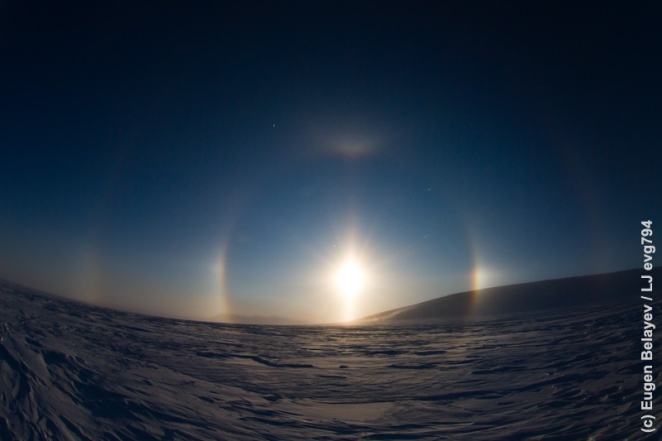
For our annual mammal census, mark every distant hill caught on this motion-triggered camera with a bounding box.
[358,267,662,324]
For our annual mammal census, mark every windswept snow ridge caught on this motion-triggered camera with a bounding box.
[0,279,659,440]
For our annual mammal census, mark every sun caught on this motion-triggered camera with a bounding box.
[327,239,373,322]
[334,257,366,299]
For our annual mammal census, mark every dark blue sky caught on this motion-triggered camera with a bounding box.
[1,1,659,322]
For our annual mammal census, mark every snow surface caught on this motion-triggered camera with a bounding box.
[0,279,660,440]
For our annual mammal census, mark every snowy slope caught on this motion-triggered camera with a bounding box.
[0,278,660,440]
[359,268,662,324]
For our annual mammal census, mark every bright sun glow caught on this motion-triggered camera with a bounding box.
[334,258,366,299]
